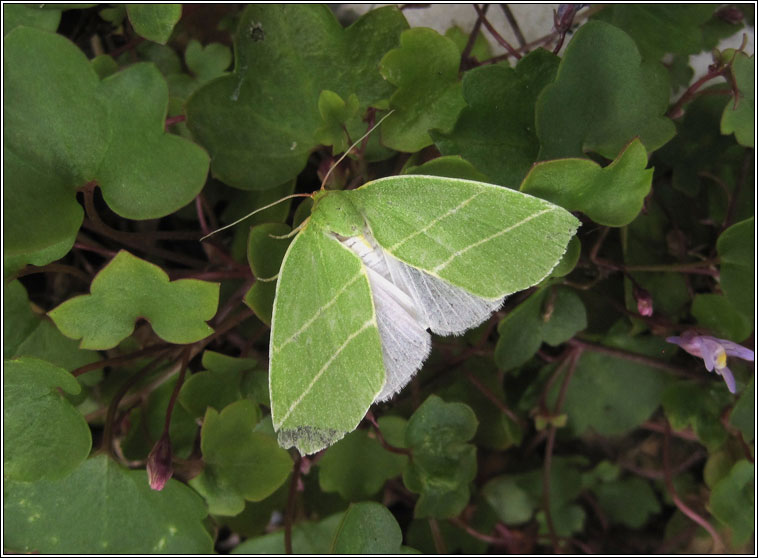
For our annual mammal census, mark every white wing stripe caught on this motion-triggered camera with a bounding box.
[275,318,374,428]
[273,272,364,353]
[387,191,484,252]
[432,208,554,273]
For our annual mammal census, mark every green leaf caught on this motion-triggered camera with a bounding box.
[522,138,654,227]
[433,49,560,188]
[319,427,408,501]
[496,286,587,371]
[662,381,728,449]
[331,502,403,554]
[594,477,661,528]
[691,294,753,342]
[3,3,60,36]
[232,512,345,554]
[314,90,361,153]
[482,476,538,525]
[550,236,581,278]
[403,155,490,182]
[721,51,754,147]
[592,5,719,60]
[48,251,219,350]
[708,460,755,545]
[560,349,666,436]
[186,5,408,190]
[717,217,754,319]
[126,4,181,44]
[3,357,91,482]
[730,376,754,443]
[402,395,478,518]
[445,25,492,62]
[380,27,466,152]
[190,400,292,515]
[4,454,213,553]
[536,20,675,161]
[244,222,293,326]
[3,27,209,268]
[178,351,260,418]
[185,39,232,82]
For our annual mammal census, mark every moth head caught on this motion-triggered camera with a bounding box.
[310,190,363,237]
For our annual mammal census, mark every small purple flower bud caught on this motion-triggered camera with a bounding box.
[147,432,173,491]
[633,285,654,317]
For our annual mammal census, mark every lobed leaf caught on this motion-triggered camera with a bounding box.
[720,51,754,147]
[3,357,91,482]
[3,27,209,268]
[186,5,408,190]
[521,138,654,227]
[190,400,292,515]
[380,27,466,152]
[48,251,219,350]
[402,395,478,518]
[331,502,404,554]
[535,21,675,161]
[318,424,408,501]
[4,455,213,553]
[495,286,587,371]
[433,49,560,188]
[126,4,182,44]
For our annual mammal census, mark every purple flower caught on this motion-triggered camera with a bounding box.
[666,330,754,394]
[147,432,173,491]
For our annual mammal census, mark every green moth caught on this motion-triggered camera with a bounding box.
[269,175,579,455]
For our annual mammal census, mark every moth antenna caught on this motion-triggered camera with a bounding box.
[268,218,308,240]
[320,109,395,190]
[200,193,311,242]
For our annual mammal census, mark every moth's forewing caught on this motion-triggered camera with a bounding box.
[352,175,580,299]
[269,224,385,455]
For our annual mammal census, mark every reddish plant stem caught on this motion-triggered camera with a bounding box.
[662,420,726,553]
[81,185,206,268]
[165,114,186,129]
[72,344,172,377]
[668,67,729,119]
[473,4,521,59]
[195,195,211,237]
[284,454,303,554]
[465,371,525,427]
[74,240,119,258]
[542,348,581,553]
[102,355,171,454]
[460,3,488,68]
[500,4,527,48]
[162,348,191,433]
[365,411,412,456]
[567,338,695,378]
[13,263,91,284]
[428,518,448,554]
[641,420,699,441]
[448,517,507,547]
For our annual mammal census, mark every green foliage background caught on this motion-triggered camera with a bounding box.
[3,4,755,554]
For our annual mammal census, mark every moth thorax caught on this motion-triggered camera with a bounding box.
[310,190,364,236]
